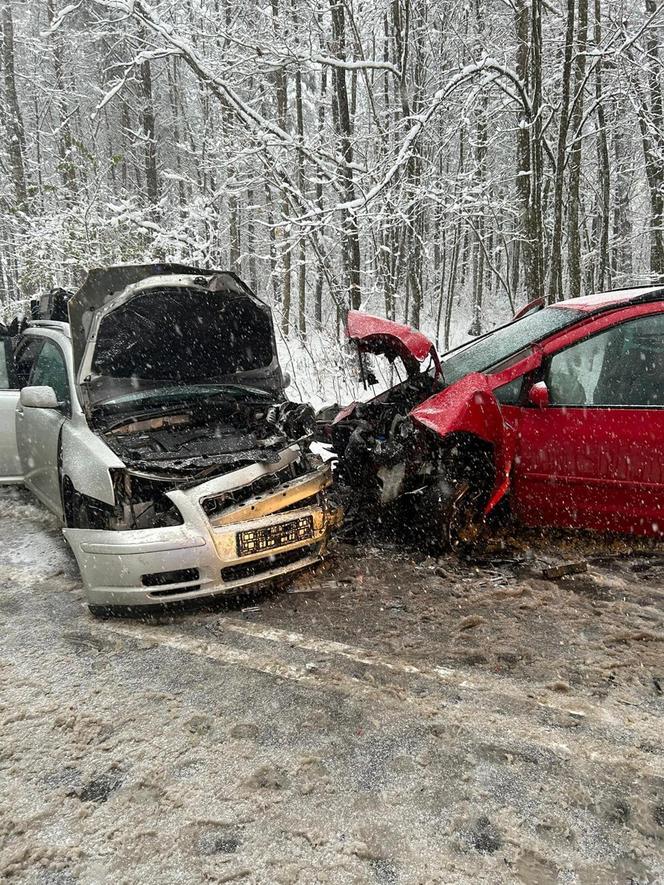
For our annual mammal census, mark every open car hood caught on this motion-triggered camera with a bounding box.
[346,311,441,375]
[69,265,285,412]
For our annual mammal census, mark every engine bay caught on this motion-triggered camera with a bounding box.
[329,371,444,504]
[98,393,316,479]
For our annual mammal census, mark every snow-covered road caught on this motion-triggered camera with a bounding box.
[1,487,662,884]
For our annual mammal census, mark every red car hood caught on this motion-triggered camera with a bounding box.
[346,311,441,373]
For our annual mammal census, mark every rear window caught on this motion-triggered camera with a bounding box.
[441,307,585,384]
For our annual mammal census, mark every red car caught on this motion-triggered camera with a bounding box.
[328,287,664,545]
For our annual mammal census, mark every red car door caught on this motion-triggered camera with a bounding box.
[512,306,664,536]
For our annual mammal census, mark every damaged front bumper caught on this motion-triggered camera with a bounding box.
[63,446,343,607]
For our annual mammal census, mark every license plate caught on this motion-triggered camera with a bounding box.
[236,515,314,557]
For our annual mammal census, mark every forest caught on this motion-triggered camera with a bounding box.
[0,0,662,398]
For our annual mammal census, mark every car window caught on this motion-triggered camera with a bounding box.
[494,376,524,405]
[441,307,584,384]
[14,338,44,389]
[29,341,71,412]
[547,313,664,407]
[0,337,14,389]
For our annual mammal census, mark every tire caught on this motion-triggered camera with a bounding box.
[63,483,108,530]
[419,479,483,552]
[423,439,495,553]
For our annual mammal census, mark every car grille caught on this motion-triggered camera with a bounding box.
[142,567,200,587]
[201,459,309,520]
[221,545,317,583]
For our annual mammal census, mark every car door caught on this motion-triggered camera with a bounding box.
[16,338,71,515]
[0,327,22,482]
[512,309,664,535]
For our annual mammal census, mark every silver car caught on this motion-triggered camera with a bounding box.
[0,265,341,614]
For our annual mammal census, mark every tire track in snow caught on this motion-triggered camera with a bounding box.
[97,619,664,776]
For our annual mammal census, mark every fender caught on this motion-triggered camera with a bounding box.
[409,372,516,513]
[60,418,124,506]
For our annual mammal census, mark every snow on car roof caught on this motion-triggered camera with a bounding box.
[554,286,664,312]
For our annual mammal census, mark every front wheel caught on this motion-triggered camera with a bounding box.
[421,478,487,552]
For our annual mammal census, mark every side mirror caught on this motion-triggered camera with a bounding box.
[528,381,550,409]
[20,385,60,409]
[282,372,291,389]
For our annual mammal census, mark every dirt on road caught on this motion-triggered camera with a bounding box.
[0,488,662,884]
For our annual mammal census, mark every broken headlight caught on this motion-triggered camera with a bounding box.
[110,469,184,530]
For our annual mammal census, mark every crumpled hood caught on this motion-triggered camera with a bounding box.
[346,311,441,375]
[69,265,285,411]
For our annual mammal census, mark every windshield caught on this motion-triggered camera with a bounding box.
[441,307,585,383]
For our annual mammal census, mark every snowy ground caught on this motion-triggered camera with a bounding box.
[0,487,663,884]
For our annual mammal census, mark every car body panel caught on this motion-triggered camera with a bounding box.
[0,326,22,482]
[68,264,225,372]
[71,267,285,411]
[513,297,545,320]
[409,373,504,450]
[0,390,22,482]
[60,417,124,506]
[511,405,664,535]
[346,310,441,373]
[409,373,514,510]
[64,453,342,607]
[17,400,66,515]
[553,286,664,312]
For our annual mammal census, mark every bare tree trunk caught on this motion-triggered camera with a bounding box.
[245,187,258,294]
[593,0,610,290]
[294,48,306,337]
[264,181,280,305]
[407,10,425,328]
[549,0,576,301]
[314,51,327,329]
[167,56,186,208]
[513,0,531,299]
[46,0,76,198]
[229,195,240,270]
[643,0,664,276]
[612,95,632,278]
[270,0,291,332]
[0,0,28,208]
[567,0,588,296]
[140,53,159,209]
[529,0,545,297]
[330,0,361,313]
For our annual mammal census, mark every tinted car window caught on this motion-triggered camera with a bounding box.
[30,341,71,412]
[441,308,584,384]
[494,376,524,405]
[547,313,664,407]
[14,338,44,388]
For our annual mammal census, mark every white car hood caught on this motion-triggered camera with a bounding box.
[68,265,285,412]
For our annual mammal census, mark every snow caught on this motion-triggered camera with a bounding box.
[1,486,663,883]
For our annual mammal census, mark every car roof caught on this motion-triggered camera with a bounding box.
[25,321,71,339]
[554,286,664,312]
